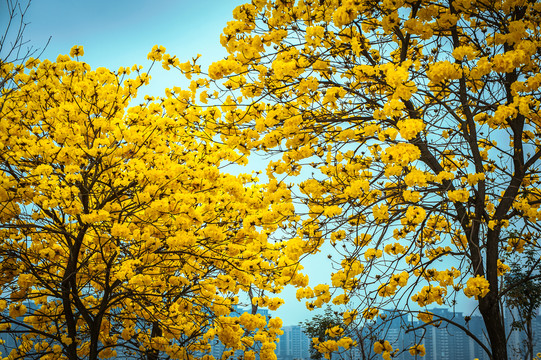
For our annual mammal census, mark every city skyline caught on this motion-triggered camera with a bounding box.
[208,305,541,360]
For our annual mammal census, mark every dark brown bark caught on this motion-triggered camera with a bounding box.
[146,322,163,360]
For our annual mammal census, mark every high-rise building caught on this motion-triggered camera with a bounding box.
[419,309,471,360]
[363,308,490,360]
[506,306,541,359]
[276,325,311,360]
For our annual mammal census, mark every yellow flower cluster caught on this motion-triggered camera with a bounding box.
[447,189,470,203]
[426,61,462,84]
[208,58,243,80]
[409,344,426,356]
[411,285,447,306]
[378,272,409,297]
[363,307,380,320]
[417,311,433,324]
[397,118,425,140]
[381,143,422,166]
[373,340,395,360]
[464,275,490,299]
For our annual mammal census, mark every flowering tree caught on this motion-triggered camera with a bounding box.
[170,0,541,359]
[0,47,310,360]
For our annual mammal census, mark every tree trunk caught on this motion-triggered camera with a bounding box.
[479,294,508,360]
[146,322,162,360]
[526,317,533,360]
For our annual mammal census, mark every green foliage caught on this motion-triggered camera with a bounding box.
[505,249,541,323]
[300,307,344,360]
[504,246,541,360]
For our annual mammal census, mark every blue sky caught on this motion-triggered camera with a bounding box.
[8,0,248,97]
[20,0,243,68]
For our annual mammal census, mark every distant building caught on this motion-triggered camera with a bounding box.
[506,306,541,359]
[419,308,488,360]
[278,306,540,360]
[360,308,490,360]
[276,325,311,360]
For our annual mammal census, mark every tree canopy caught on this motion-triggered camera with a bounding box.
[158,0,541,359]
[0,46,312,360]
